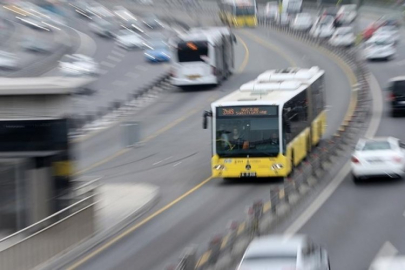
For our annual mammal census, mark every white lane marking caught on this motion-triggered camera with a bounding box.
[125,72,139,78]
[112,80,128,87]
[368,241,399,270]
[135,65,148,71]
[101,61,116,68]
[173,162,182,167]
[153,156,173,166]
[153,161,162,165]
[403,210,405,217]
[111,50,126,57]
[107,55,122,62]
[284,73,383,236]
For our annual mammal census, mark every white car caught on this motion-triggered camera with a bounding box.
[237,235,330,270]
[89,18,117,38]
[115,29,145,49]
[370,256,405,270]
[310,15,335,38]
[290,13,312,31]
[276,12,290,26]
[264,2,278,20]
[328,26,355,47]
[337,4,357,24]
[0,51,19,70]
[59,54,99,76]
[351,137,405,183]
[364,36,396,60]
[375,25,400,44]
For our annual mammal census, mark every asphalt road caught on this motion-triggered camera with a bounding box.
[62,6,353,269]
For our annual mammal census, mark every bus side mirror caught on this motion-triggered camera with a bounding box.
[232,34,237,43]
[203,110,212,129]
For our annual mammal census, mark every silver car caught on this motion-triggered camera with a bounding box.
[237,235,330,270]
[0,51,19,70]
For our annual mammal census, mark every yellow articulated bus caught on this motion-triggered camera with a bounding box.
[219,0,258,28]
[203,66,326,180]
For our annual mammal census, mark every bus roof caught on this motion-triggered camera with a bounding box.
[189,26,232,37]
[211,67,324,108]
[177,28,225,44]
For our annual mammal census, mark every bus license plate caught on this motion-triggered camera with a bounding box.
[188,75,200,80]
[241,172,256,177]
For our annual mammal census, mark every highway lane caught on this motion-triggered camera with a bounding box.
[265,16,405,270]
[64,17,353,269]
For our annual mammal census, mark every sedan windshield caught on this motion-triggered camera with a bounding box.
[362,141,391,151]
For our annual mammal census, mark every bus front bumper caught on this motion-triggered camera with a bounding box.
[171,76,218,86]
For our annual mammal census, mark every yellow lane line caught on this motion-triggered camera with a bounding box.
[195,250,212,268]
[237,222,246,235]
[239,29,297,67]
[67,176,214,270]
[67,35,251,269]
[279,188,285,200]
[220,234,230,250]
[263,201,272,213]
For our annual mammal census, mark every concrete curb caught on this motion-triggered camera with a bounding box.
[40,186,160,270]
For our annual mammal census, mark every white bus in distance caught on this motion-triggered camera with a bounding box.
[170,27,236,88]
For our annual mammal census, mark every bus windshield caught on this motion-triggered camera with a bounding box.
[235,6,256,16]
[177,41,208,63]
[216,114,280,157]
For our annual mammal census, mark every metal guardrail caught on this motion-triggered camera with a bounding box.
[0,192,96,270]
[166,13,372,270]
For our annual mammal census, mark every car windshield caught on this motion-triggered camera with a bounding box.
[362,141,392,151]
[235,6,256,16]
[215,107,280,157]
[177,41,208,62]
[391,81,405,95]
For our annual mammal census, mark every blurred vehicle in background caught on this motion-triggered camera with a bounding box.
[328,26,355,47]
[369,31,398,47]
[351,137,405,183]
[115,29,145,49]
[59,54,99,76]
[218,0,258,28]
[87,1,113,18]
[290,13,312,31]
[276,12,290,26]
[364,37,396,61]
[0,51,19,70]
[89,17,118,38]
[375,25,400,44]
[386,77,405,117]
[237,235,331,270]
[321,6,339,18]
[282,0,303,14]
[16,15,51,31]
[264,1,278,20]
[310,15,335,38]
[370,256,405,270]
[121,20,145,34]
[363,15,401,40]
[113,6,137,23]
[379,14,402,27]
[144,40,171,62]
[20,36,52,53]
[138,0,154,5]
[142,14,164,29]
[69,0,95,19]
[337,4,357,24]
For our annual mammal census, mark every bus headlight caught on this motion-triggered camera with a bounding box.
[213,165,226,170]
[271,164,283,170]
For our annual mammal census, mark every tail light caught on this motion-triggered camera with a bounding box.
[387,92,396,101]
[351,156,360,164]
[392,156,403,163]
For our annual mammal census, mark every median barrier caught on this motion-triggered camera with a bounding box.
[169,11,372,270]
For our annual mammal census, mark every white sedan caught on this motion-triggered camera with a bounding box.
[351,137,405,183]
[364,36,396,60]
[237,235,330,270]
[328,26,355,47]
[0,51,19,70]
[310,15,335,38]
[115,29,145,49]
[290,13,312,31]
[370,256,405,270]
[59,54,99,76]
[374,25,400,44]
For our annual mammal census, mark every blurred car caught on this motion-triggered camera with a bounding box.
[386,77,405,116]
[364,37,396,61]
[337,4,357,24]
[16,15,51,31]
[369,32,398,46]
[87,1,113,18]
[0,51,19,70]
[321,7,339,18]
[363,15,401,40]
[89,17,118,38]
[20,37,52,53]
[237,235,331,270]
[115,29,145,49]
[310,15,335,38]
[351,137,405,183]
[290,13,312,31]
[375,25,400,44]
[142,14,163,29]
[329,26,355,47]
[69,0,95,19]
[379,14,402,27]
[144,41,171,62]
[121,20,145,34]
[370,256,405,270]
[113,6,137,23]
[264,1,278,20]
[276,12,290,26]
[59,54,99,76]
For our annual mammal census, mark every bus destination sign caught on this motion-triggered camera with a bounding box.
[217,106,277,116]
